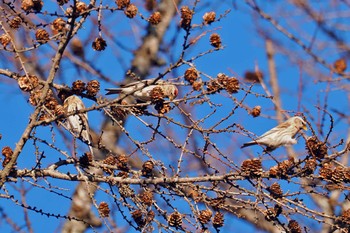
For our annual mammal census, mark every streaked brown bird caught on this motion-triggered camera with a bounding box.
[63,95,93,157]
[241,116,307,151]
[105,79,178,102]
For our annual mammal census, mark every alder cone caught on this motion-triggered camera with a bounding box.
[168,211,182,227]
[198,209,212,224]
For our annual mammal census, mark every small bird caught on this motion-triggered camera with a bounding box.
[105,79,178,102]
[63,95,94,157]
[241,116,307,151]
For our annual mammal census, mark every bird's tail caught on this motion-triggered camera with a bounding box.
[105,88,123,95]
[241,141,257,149]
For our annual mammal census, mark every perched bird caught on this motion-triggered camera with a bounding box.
[105,79,178,102]
[63,95,93,157]
[241,116,307,151]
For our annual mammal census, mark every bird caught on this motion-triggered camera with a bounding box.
[241,116,307,151]
[105,79,178,102]
[63,95,94,158]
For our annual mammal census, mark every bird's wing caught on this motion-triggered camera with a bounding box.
[255,121,292,139]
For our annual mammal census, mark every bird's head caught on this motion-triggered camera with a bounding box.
[166,85,178,101]
[292,116,307,131]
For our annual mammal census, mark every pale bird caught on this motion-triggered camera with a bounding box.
[105,79,178,102]
[63,95,94,157]
[241,116,307,151]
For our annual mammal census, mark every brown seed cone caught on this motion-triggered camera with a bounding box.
[9,17,22,29]
[131,209,145,226]
[268,182,283,198]
[102,155,117,174]
[184,67,199,84]
[251,106,261,117]
[111,105,128,119]
[279,158,295,175]
[45,96,59,110]
[306,136,327,159]
[51,18,66,32]
[303,158,317,175]
[150,86,164,102]
[198,209,212,224]
[0,34,11,47]
[116,0,130,9]
[54,104,65,116]
[269,165,279,177]
[224,77,240,94]
[35,29,50,43]
[146,210,155,223]
[57,0,69,5]
[341,209,350,224]
[319,163,333,180]
[244,71,263,83]
[29,90,42,106]
[343,167,350,182]
[210,33,222,48]
[217,73,228,85]
[181,6,193,21]
[2,146,13,167]
[92,37,107,51]
[180,6,192,29]
[155,102,171,114]
[86,80,100,96]
[264,205,282,221]
[206,79,221,93]
[142,160,154,177]
[124,4,138,18]
[269,158,294,178]
[264,208,277,221]
[332,166,345,183]
[139,191,153,206]
[65,7,73,16]
[168,211,182,227]
[76,1,87,14]
[203,12,216,25]
[334,58,347,74]
[119,183,134,198]
[21,0,34,11]
[192,81,203,91]
[18,75,39,92]
[288,220,302,233]
[98,202,110,217]
[212,212,224,228]
[72,80,86,94]
[2,146,13,158]
[22,0,43,12]
[149,11,161,25]
[241,159,262,177]
[116,154,129,171]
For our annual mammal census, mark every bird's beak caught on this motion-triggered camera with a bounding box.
[303,125,307,131]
